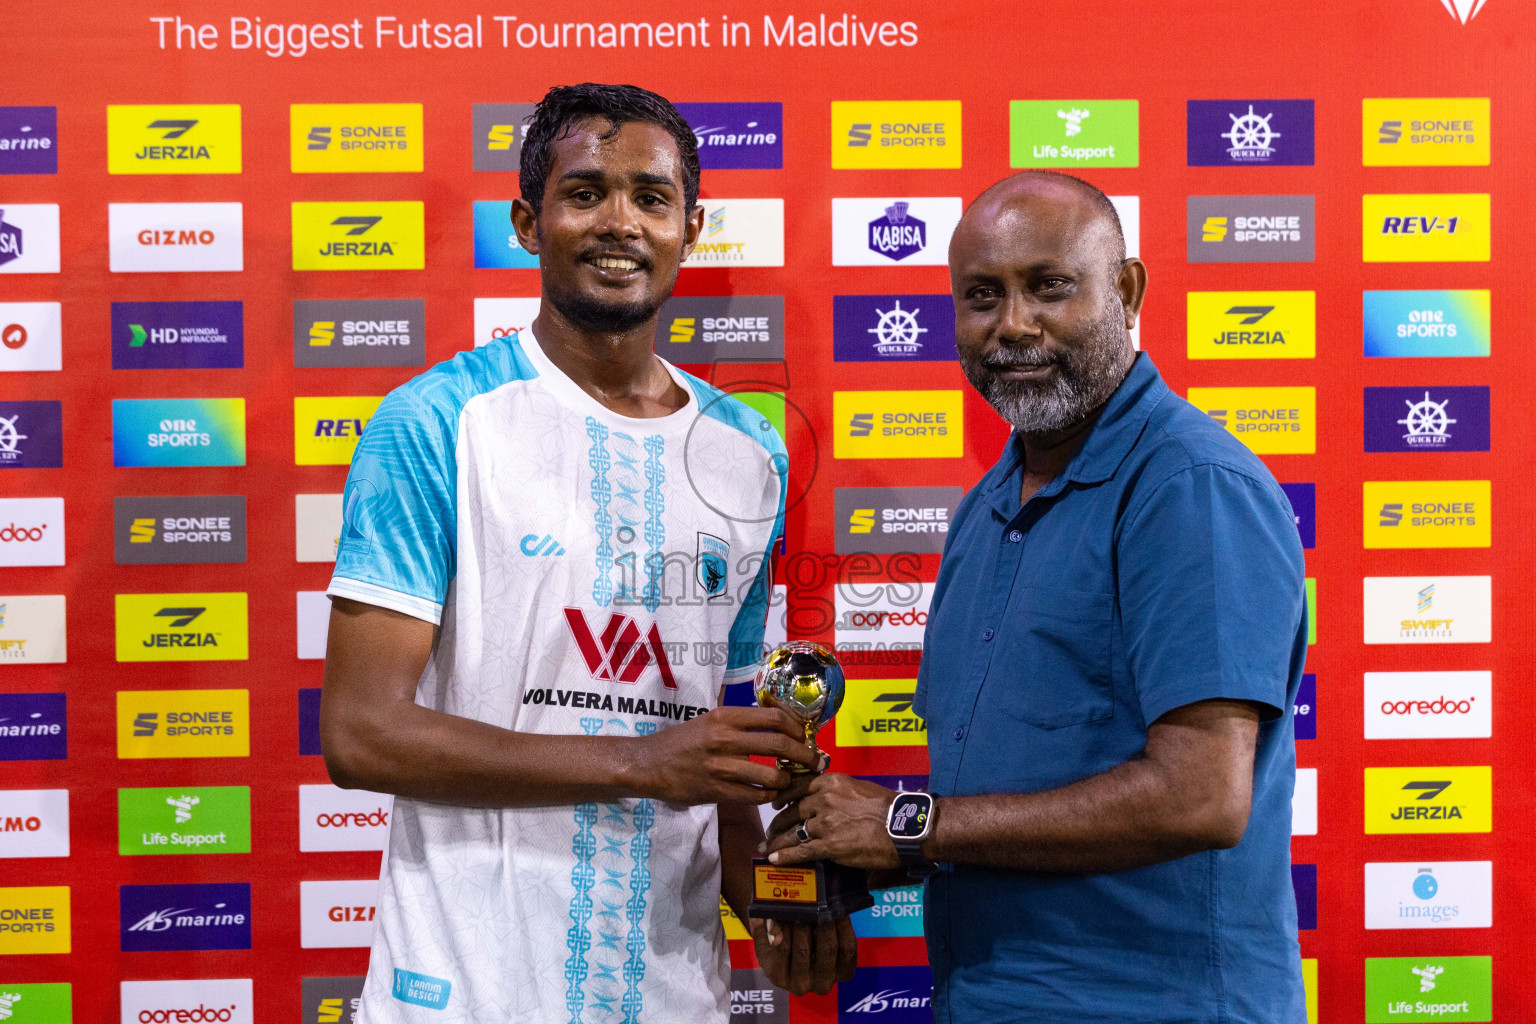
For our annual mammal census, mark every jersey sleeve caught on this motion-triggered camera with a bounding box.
[328,384,459,624]
[722,438,788,693]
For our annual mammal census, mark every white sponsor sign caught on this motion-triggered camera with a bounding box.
[1365,671,1492,739]
[831,197,962,266]
[0,594,66,664]
[300,879,379,948]
[0,302,62,371]
[299,783,393,852]
[686,198,784,267]
[834,582,932,650]
[0,204,61,274]
[0,498,65,567]
[120,978,254,1024]
[295,493,343,562]
[1109,196,1140,347]
[0,788,69,857]
[297,591,330,659]
[473,296,541,348]
[1292,767,1317,836]
[764,583,787,647]
[1365,860,1492,930]
[1363,575,1491,645]
[108,202,244,273]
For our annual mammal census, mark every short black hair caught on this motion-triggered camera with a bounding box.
[519,83,700,217]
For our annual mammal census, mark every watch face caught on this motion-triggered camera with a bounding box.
[889,794,931,839]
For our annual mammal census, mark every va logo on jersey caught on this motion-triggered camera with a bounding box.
[697,533,729,598]
[564,608,678,689]
[107,105,242,174]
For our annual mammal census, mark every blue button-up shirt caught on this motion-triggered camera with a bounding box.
[914,353,1307,1024]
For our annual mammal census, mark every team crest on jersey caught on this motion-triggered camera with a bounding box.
[697,533,729,599]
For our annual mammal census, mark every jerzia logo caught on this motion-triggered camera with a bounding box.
[292,202,424,270]
[1186,291,1316,359]
[107,105,242,174]
[1365,765,1490,834]
[564,608,677,688]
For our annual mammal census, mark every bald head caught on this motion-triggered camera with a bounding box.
[955,171,1126,275]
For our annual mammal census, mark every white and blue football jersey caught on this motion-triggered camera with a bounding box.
[328,331,785,1023]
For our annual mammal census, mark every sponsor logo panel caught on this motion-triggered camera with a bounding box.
[1186,291,1315,359]
[1295,674,1316,740]
[1363,955,1490,1022]
[837,965,932,1022]
[473,296,541,347]
[0,498,65,567]
[110,301,243,370]
[120,979,253,1024]
[1293,768,1317,836]
[296,494,343,563]
[299,688,323,756]
[836,679,925,748]
[114,593,249,664]
[1281,483,1316,549]
[0,401,62,468]
[687,199,785,267]
[1363,194,1490,263]
[1292,863,1317,929]
[1186,195,1314,263]
[302,976,364,1024]
[111,398,246,468]
[293,299,424,368]
[108,202,243,273]
[300,880,379,949]
[292,202,425,270]
[294,397,382,466]
[834,583,930,669]
[834,486,961,555]
[1363,98,1489,166]
[472,200,540,268]
[1307,577,1316,645]
[0,107,58,175]
[1187,99,1314,166]
[1365,671,1491,740]
[299,784,392,852]
[113,496,246,565]
[833,294,957,362]
[831,101,961,169]
[1363,290,1489,357]
[719,893,750,940]
[0,692,66,761]
[833,390,963,459]
[1303,959,1318,1024]
[1186,387,1315,454]
[0,204,61,274]
[290,103,422,173]
[0,594,66,664]
[0,982,70,1022]
[1364,766,1491,834]
[471,101,537,170]
[851,884,924,938]
[1364,386,1489,452]
[1365,861,1493,930]
[729,967,788,1022]
[0,789,69,858]
[831,197,961,266]
[1364,576,1491,645]
[106,105,242,175]
[116,689,249,759]
[120,882,250,952]
[656,296,785,362]
[1009,100,1138,168]
[297,592,331,659]
[677,101,784,170]
[0,886,69,954]
[118,785,250,856]
[0,301,62,371]
[1363,480,1490,549]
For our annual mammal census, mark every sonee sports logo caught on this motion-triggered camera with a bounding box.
[564,608,677,689]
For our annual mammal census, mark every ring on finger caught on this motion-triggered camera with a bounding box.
[794,821,811,843]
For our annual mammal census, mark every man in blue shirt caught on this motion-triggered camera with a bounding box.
[765,171,1308,1022]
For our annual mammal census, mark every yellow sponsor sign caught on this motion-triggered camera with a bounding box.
[1362,194,1490,263]
[835,678,926,747]
[1186,387,1316,454]
[1364,766,1490,834]
[294,396,383,466]
[1302,959,1318,1024]
[290,103,423,173]
[291,201,425,271]
[116,688,250,759]
[833,391,963,460]
[719,895,750,940]
[1362,98,1489,166]
[107,104,242,175]
[1186,292,1315,359]
[831,101,962,169]
[0,886,70,954]
[1363,480,1491,549]
[115,592,249,663]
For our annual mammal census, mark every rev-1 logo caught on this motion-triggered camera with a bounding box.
[563,608,676,689]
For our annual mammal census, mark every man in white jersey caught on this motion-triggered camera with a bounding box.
[321,83,856,1022]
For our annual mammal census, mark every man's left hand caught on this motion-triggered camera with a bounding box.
[763,773,901,871]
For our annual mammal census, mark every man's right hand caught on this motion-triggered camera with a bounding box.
[628,706,817,805]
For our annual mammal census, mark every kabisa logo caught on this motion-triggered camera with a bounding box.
[0,204,59,274]
[833,294,958,362]
[1185,291,1316,359]
[0,693,66,761]
[116,688,250,759]
[112,398,246,468]
[1186,386,1316,454]
[868,201,926,261]
[472,200,540,268]
[1364,955,1491,1023]
[0,108,57,175]
[677,101,784,169]
[1281,483,1316,549]
[1439,0,1488,23]
[832,197,961,266]
[0,497,65,569]
[1363,194,1490,263]
[0,885,70,955]
[302,976,365,1024]
[118,785,252,856]
[0,400,62,468]
[834,486,962,554]
[1365,671,1492,740]
[831,101,961,169]
[1186,195,1314,263]
[113,496,248,566]
[294,299,426,368]
[107,105,242,174]
[122,979,253,1024]
[0,301,62,371]
[108,202,244,273]
[685,199,785,267]
[834,391,964,459]
[840,679,926,748]
[1365,386,1489,452]
[1365,861,1492,930]
[837,966,932,1022]
[0,789,69,859]
[563,607,678,689]
[655,295,786,362]
[1187,100,1314,166]
[1364,766,1490,834]
[290,103,423,173]
[1364,98,1488,166]
[1363,480,1490,549]
[292,202,425,270]
[294,396,382,466]
[472,102,537,170]
[1364,290,1490,358]
[120,882,250,952]
[115,592,249,664]
[0,594,67,665]
[299,784,393,852]
[1008,99,1138,168]
[110,301,244,370]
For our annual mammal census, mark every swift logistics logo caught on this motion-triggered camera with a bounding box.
[0,204,60,273]
[831,101,961,169]
[1365,861,1493,930]
[1365,386,1489,452]
[1008,100,1138,167]
[114,593,249,663]
[1365,671,1492,740]
[121,979,253,1024]
[1187,100,1314,166]
[1364,955,1490,1022]
[1363,194,1490,262]
[114,496,246,565]
[290,103,422,172]
[471,101,537,170]
[677,101,784,169]
[0,301,62,371]
[1186,386,1316,454]
[302,976,365,1024]
[116,688,250,759]
[472,200,540,268]
[1364,480,1490,549]
[0,497,65,568]
[1364,291,1490,357]
[292,202,425,270]
[1364,576,1491,645]
[1364,767,1490,834]
[655,295,785,362]
[0,789,69,858]
[831,197,962,266]
[107,202,244,272]
[833,294,958,362]
[111,398,246,467]
[837,679,925,747]
[837,966,932,1022]
[106,105,242,174]
[294,396,383,466]
[295,493,343,562]
[1364,98,1489,166]
[686,199,785,267]
[294,299,425,367]
[0,983,71,1022]
[834,486,962,554]
[0,594,67,664]
[110,300,243,369]
[0,107,58,174]
[120,882,250,952]
[0,885,70,955]
[300,880,379,949]
[834,391,964,459]
[0,692,66,761]
[1187,195,1314,262]
[118,786,251,855]
[0,400,63,467]
[1186,291,1315,359]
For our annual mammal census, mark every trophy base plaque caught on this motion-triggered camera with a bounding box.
[748,857,874,924]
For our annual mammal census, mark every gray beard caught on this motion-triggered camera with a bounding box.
[961,312,1132,435]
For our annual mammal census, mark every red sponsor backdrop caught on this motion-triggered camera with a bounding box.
[2,0,1533,1020]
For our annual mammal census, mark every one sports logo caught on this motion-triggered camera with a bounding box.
[563,608,677,689]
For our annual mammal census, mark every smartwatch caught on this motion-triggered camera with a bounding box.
[886,792,938,878]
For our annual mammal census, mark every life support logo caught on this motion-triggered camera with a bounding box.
[831,101,961,169]
[118,785,251,856]
[833,391,963,459]
[1186,386,1316,454]
[107,105,242,174]
[1008,99,1139,168]
[294,396,383,466]
[290,103,423,173]
[1186,291,1315,359]
[1362,194,1490,263]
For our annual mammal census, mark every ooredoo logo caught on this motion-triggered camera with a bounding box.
[1365,671,1491,740]
[121,979,253,1024]
[299,784,393,852]
[834,583,933,658]
[0,498,65,567]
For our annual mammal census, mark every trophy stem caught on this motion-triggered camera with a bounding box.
[779,718,820,776]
